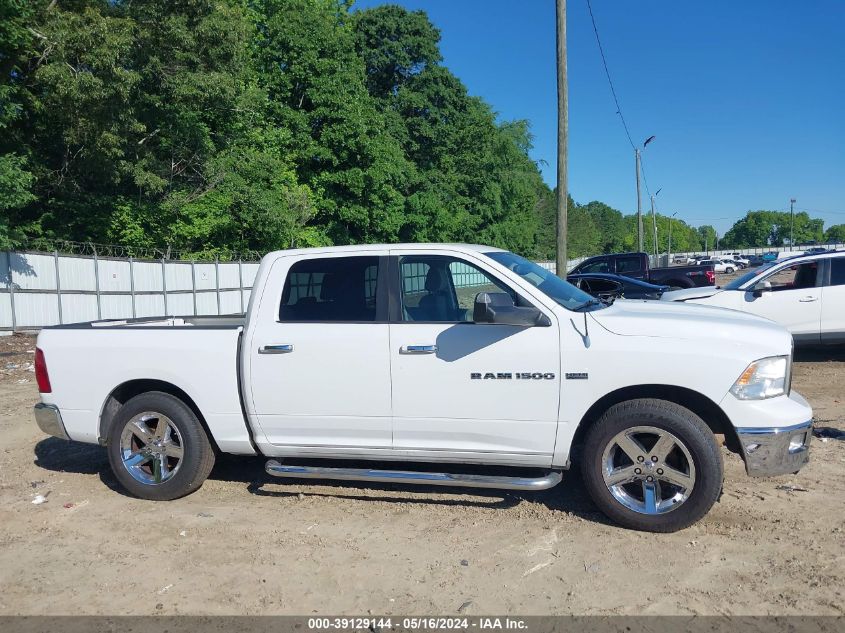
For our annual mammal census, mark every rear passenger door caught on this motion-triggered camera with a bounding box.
[248,254,392,448]
[821,257,845,344]
[387,251,560,465]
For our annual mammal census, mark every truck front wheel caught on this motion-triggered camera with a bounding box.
[106,391,216,501]
[581,398,723,532]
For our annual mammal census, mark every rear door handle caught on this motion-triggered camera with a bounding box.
[259,344,294,354]
[799,297,819,303]
[400,344,437,354]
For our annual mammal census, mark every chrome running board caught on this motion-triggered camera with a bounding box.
[265,460,562,491]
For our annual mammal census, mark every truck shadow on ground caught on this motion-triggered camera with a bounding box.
[794,346,845,362]
[32,438,610,524]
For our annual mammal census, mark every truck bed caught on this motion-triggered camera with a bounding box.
[37,316,254,454]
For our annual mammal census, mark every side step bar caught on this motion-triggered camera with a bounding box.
[265,460,562,491]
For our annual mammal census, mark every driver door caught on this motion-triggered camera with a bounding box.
[387,251,560,464]
[740,260,822,343]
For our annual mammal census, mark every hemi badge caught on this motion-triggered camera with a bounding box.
[565,372,588,380]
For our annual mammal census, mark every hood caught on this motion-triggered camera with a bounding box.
[590,299,790,348]
[660,286,725,302]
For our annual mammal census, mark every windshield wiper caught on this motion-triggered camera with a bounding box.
[571,298,604,311]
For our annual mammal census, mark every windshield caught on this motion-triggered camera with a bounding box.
[724,262,776,289]
[484,251,603,311]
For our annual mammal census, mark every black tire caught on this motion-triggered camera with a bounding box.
[581,398,723,532]
[106,391,215,501]
[725,267,734,274]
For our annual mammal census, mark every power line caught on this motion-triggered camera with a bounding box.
[585,0,636,151]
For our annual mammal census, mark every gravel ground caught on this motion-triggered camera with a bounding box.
[0,325,843,616]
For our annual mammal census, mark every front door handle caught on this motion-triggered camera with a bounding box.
[799,296,819,303]
[259,344,294,354]
[400,344,437,354]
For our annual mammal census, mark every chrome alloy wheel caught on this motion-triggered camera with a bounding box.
[601,425,696,515]
[119,412,184,485]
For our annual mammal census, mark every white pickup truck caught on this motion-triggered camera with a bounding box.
[33,244,813,532]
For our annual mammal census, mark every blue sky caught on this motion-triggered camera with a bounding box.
[353,0,845,234]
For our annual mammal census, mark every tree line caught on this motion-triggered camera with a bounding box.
[1,1,841,261]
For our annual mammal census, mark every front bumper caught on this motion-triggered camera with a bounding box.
[735,420,812,477]
[34,403,69,440]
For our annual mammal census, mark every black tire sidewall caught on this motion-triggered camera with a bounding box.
[106,391,212,501]
[581,400,723,532]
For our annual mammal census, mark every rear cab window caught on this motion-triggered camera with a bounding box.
[279,256,381,322]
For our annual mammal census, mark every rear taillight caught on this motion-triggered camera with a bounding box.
[34,348,52,393]
[706,270,715,285]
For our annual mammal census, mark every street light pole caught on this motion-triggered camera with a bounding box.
[636,148,643,252]
[668,211,677,261]
[650,187,661,267]
[555,0,568,277]
[789,197,796,250]
[636,136,655,254]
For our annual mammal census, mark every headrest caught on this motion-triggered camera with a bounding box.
[320,273,345,301]
[424,267,447,293]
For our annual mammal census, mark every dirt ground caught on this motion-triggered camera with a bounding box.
[0,330,843,616]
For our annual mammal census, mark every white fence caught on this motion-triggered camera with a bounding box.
[1,251,260,332]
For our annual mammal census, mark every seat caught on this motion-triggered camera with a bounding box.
[417,267,456,321]
[793,264,817,290]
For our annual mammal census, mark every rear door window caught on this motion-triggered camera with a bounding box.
[616,256,641,273]
[829,258,845,286]
[279,256,380,322]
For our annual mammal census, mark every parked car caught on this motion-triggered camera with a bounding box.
[720,258,746,270]
[662,251,845,345]
[762,252,780,262]
[569,251,715,289]
[724,253,750,267]
[805,247,829,255]
[746,255,765,267]
[566,273,669,301]
[698,258,736,274]
[34,243,812,532]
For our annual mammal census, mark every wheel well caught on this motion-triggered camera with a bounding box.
[98,379,219,452]
[572,384,741,457]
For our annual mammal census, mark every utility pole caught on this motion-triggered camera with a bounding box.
[555,0,568,277]
[789,197,796,250]
[635,148,643,252]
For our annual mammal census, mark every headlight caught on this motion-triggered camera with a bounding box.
[730,356,790,400]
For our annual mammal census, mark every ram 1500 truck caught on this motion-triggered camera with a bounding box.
[570,251,716,289]
[33,244,812,532]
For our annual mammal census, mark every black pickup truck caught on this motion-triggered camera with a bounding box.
[569,252,715,289]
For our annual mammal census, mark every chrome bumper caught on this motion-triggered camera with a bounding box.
[735,421,812,477]
[33,403,69,440]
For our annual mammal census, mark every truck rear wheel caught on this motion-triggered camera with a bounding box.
[581,398,723,532]
[106,391,215,501]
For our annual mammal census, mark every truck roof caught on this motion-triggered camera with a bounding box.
[265,243,509,257]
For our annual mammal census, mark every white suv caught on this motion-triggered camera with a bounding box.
[662,251,845,345]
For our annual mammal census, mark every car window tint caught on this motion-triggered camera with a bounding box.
[580,260,610,273]
[616,256,641,273]
[830,258,845,287]
[279,256,379,321]
[399,256,513,322]
[762,262,818,291]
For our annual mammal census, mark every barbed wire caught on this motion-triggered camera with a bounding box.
[17,238,263,262]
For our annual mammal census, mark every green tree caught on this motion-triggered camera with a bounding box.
[825,224,845,244]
